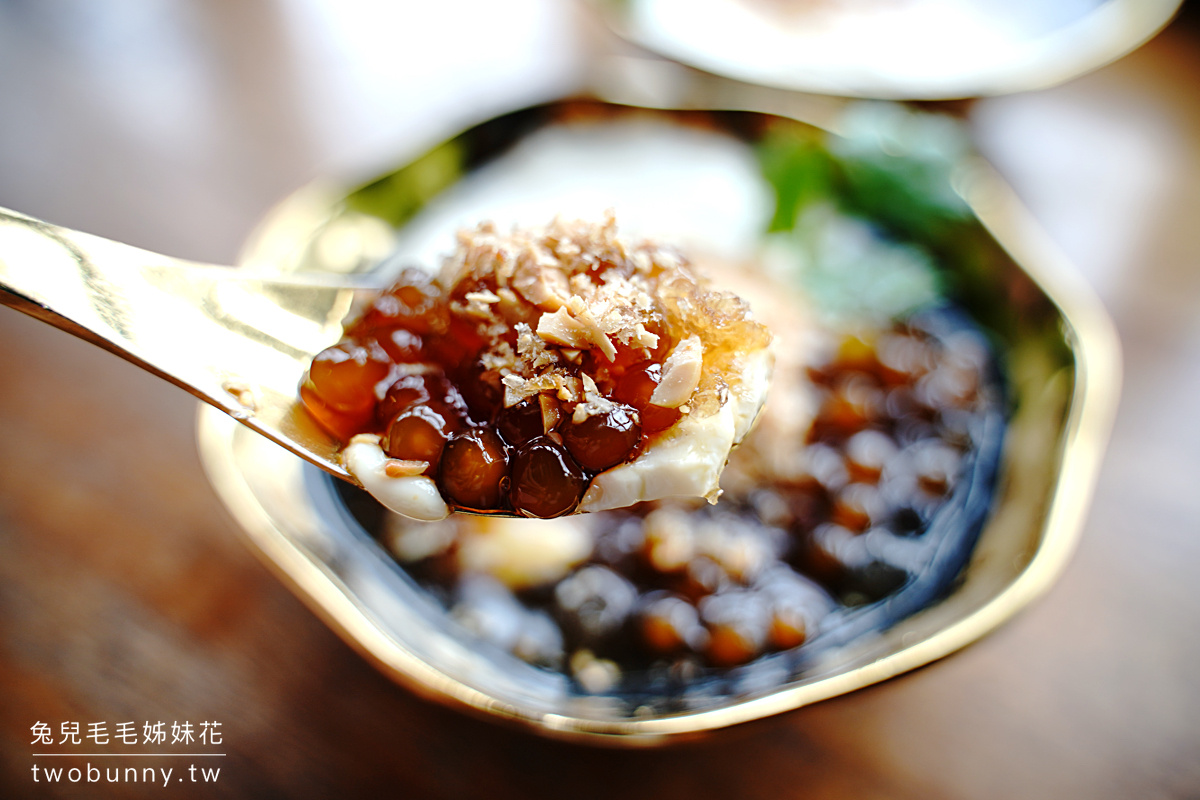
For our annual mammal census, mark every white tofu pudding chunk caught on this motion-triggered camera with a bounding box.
[299,212,773,520]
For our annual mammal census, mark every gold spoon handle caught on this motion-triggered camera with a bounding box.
[0,207,361,482]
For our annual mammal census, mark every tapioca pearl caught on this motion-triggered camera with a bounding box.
[599,341,654,377]
[495,397,546,447]
[377,327,423,363]
[755,565,832,619]
[431,377,474,425]
[880,454,945,523]
[512,608,566,669]
[305,338,391,413]
[910,439,962,496]
[591,516,646,567]
[449,575,528,652]
[357,267,444,334]
[696,518,779,585]
[637,592,703,655]
[803,523,866,581]
[767,600,810,649]
[939,328,992,374]
[298,383,373,440]
[778,481,830,534]
[808,523,911,605]
[886,386,937,444]
[875,331,933,385]
[662,653,706,687]
[798,443,850,493]
[677,555,730,602]
[437,428,509,512]
[916,365,977,411]
[569,649,622,694]
[698,589,771,667]
[613,363,682,434]
[424,315,487,368]
[749,489,794,528]
[554,565,638,644]
[640,405,684,435]
[376,371,459,427]
[937,407,980,449]
[376,372,432,426]
[844,429,898,484]
[509,437,587,519]
[831,482,887,533]
[384,405,454,470]
[812,374,885,442]
[611,360,658,409]
[760,570,831,650]
[452,362,504,424]
[642,507,696,573]
[884,384,923,419]
[381,372,472,432]
[859,527,927,574]
[611,316,671,365]
[561,403,642,473]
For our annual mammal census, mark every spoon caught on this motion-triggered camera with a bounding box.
[0,206,367,484]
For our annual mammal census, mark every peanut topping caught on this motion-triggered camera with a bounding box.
[536,305,616,360]
[512,261,572,311]
[649,335,704,409]
[384,459,430,478]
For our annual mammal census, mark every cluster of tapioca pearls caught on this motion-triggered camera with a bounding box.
[410,321,992,680]
[440,511,832,683]
[300,268,685,518]
[585,327,986,670]
[776,324,986,604]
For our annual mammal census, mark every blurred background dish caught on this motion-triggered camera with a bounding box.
[588,0,1183,99]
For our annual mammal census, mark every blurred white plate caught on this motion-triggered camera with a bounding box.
[589,0,1182,99]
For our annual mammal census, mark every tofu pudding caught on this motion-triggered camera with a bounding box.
[299,213,773,521]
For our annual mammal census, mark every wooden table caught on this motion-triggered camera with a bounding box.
[2,3,1198,797]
